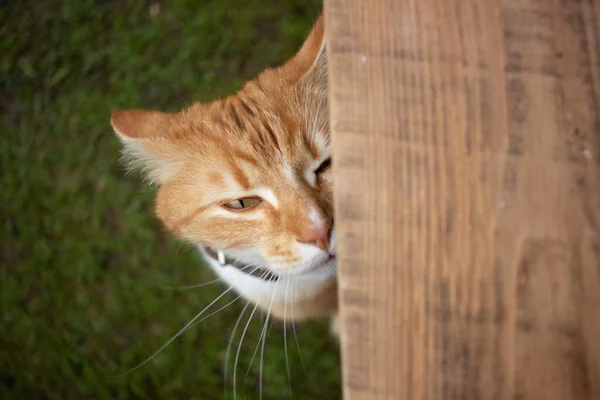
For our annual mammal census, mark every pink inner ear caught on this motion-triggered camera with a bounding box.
[111,109,172,139]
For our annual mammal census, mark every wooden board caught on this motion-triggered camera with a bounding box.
[325,0,600,399]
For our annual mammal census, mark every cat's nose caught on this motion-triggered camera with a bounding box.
[296,222,332,251]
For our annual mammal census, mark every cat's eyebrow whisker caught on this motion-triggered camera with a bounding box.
[233,293,264,400]
[290,278,307,374]
[117,286,234,377]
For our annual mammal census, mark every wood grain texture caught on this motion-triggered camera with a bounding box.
[325,0,600,399]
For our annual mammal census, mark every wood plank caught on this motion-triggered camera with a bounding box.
[325,0,600,399]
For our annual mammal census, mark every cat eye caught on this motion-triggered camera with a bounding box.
[223,197,262,210]
[315,157,332,174]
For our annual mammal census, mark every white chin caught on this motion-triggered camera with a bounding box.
[198,246,335,306]
[289,256,336,278]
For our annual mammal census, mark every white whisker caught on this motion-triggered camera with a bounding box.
[157,278,221,290]
[118,286,234,376]
[223,266,270,398]
[259,279,279,400]
[237,261,262,272]
[185,294,242,332]
[233,292,264,400]
[224,299,251,400]
[156,259,265,292]
[284,277,292,398]
[290,278,307,374]
[244,270,274,380]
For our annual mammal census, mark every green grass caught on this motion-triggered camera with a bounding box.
[0,1,340,398]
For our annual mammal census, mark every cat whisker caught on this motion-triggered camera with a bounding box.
[245,316,274,382]
[179,266,265,333]
[118,286,234,377]
[157,277,222,290]
[290,278,307,374]
[185,293,242,332]
[223,268,271,398]
[244,269,275,379]
[233,291,264,400]
[284,277,293,398]
[259,278,279,400]
[224,298,252,400]
[237,262,261,272]
[221,266,275,397]
[155,259,266,291]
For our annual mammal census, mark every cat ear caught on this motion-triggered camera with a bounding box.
[111,109,173,139]
[287,14,327,85]
[110,110,183,184]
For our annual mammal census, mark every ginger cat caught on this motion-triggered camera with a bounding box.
[110,15,338,333]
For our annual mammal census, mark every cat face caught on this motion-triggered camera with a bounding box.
[110,17,334,277]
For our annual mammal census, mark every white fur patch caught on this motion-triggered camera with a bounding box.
[303,166,316,186]
[307,206,321,225]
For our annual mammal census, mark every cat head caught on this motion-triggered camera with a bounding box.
[110,16,334,277]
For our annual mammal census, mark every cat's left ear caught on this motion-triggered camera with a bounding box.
[286,14,327,85]
[110,109,184,184]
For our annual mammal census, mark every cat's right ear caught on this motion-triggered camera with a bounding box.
[284,14,327,86]
[110,110,183,184]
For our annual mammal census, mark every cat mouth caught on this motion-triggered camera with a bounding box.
[203,246,335,281]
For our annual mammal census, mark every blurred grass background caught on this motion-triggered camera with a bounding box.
[0,1,340,398]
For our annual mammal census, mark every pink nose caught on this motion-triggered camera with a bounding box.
[296,223,332,251]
